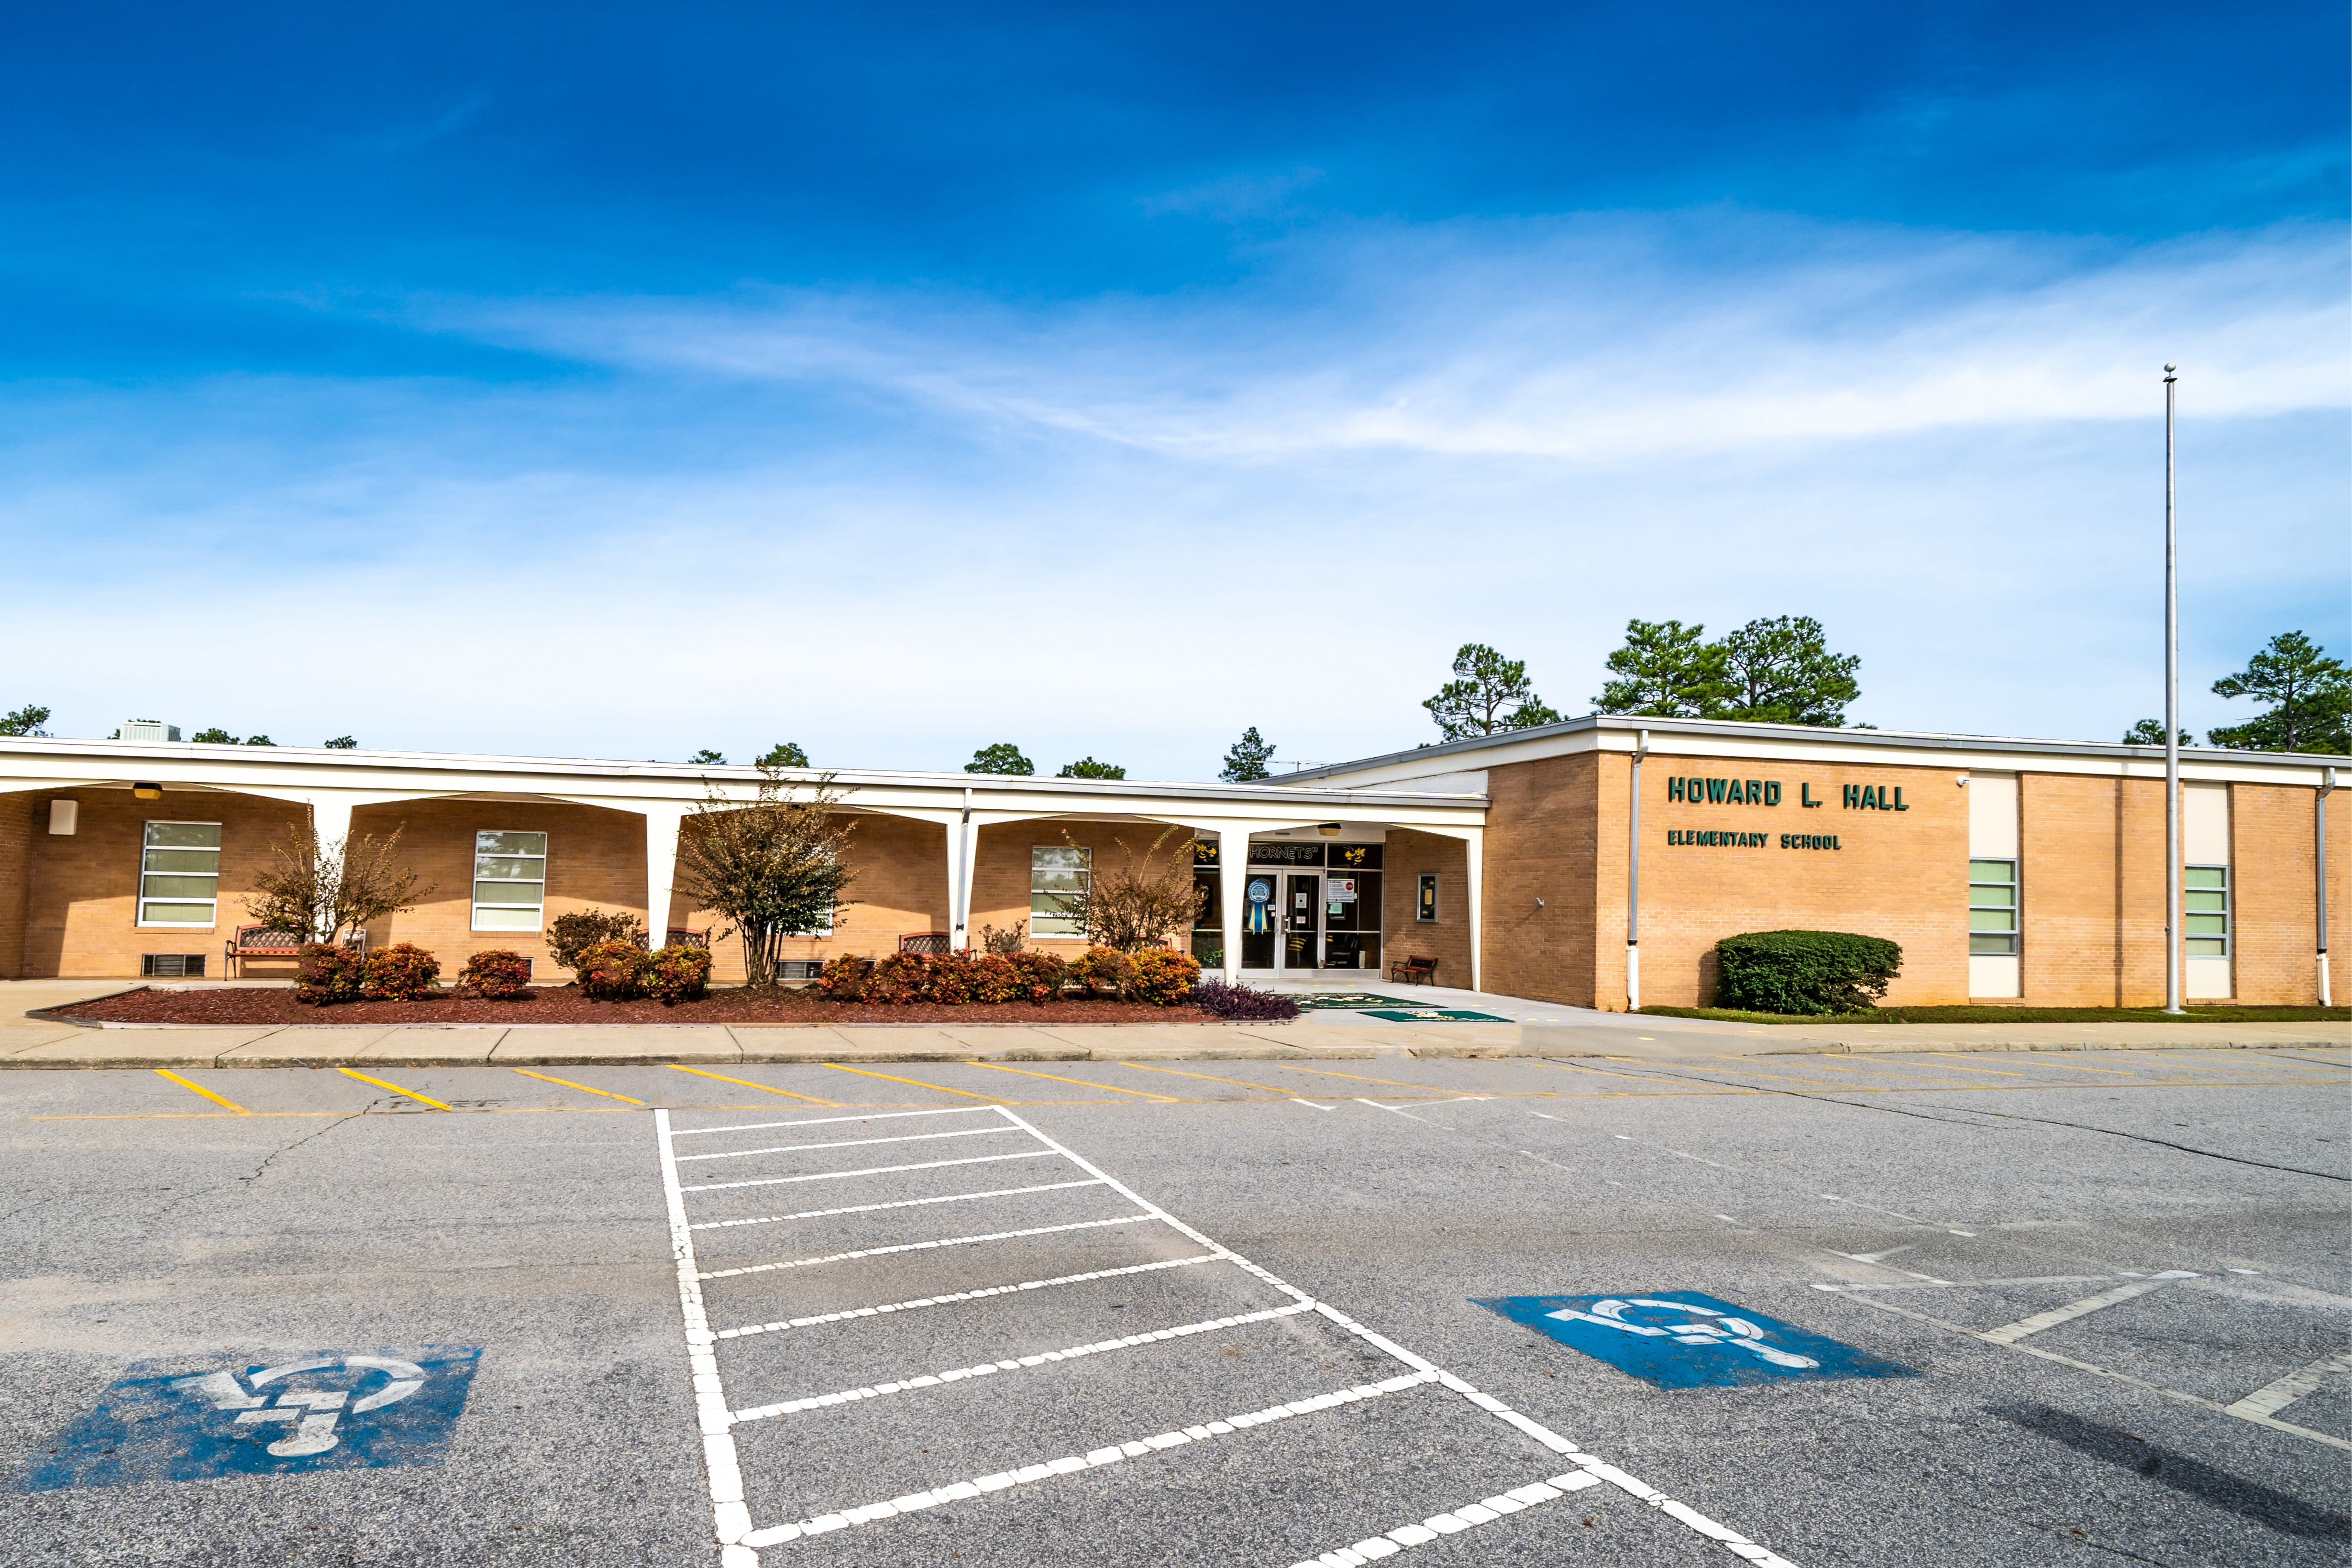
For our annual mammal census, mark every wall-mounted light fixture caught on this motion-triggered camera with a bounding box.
[132,782,163,800]
[48,799,77,835]
[1316,823,1343,838]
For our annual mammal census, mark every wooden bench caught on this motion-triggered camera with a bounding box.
[224,925,303,979]
[1387,954,1438,986]
[899,931,951,955]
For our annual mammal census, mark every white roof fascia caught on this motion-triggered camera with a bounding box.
[1281,714,2351,791]
[0,738,1486,828]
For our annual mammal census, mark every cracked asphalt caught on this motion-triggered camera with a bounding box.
[1,1047,2347,1567]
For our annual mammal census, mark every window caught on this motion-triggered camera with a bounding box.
[2185,865,2229,957]
[139,822,220,926]
[1968,859,2018,954]
[474,831,547,930]
[1030,845,1091,937]
[1417,873,1439,923]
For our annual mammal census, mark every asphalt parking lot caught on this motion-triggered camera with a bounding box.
[2,1046,2347,1567]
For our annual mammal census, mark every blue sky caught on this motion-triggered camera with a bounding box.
[3,2,2345,775]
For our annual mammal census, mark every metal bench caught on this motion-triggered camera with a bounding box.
[665,928,711,949]
[1387,954,1439,986]
[224,925,303,978]
[898,931,951,955]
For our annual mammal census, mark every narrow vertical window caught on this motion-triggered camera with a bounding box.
[2185,866,2229,956]
[474,831,548,930]
[1967,859,2017,954]
[1417,873,1439,923]
[1030,845,1091,936]
[140,822,221,926]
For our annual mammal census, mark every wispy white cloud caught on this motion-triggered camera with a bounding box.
[444,211,2349,460]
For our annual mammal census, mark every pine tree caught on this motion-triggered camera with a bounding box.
[967,742,1035,775]
[1423,645,1560,741]
[1219,727,1276,781]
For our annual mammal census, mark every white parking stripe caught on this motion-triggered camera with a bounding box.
[676,1106,997,1137]
[2224,1344,2352,1418]
[1281,1472,1604,1565]
[689,1178,1109,1231]
[674,1126,1019,1162]
[1982,1271,2197,1343]
[682,1149,1058,1193]
[738,1370,1447,1547]
[727,1302,1317,1424]
[713,1254,1222,1339]
[696,1214,1155,1280]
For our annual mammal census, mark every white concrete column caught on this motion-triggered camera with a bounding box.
[307,794,357,941]
[946,813,981,950]
[1464,828,1483,994]
[1218,831,1248,985]
[643,804,689,948]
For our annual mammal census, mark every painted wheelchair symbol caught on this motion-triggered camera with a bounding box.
[170,1355,430,1458]
[1545,1298,1820,1369]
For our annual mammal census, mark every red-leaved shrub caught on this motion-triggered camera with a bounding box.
[459,950,534,1000]
[1126,947,1201,1007]
[361,943,441,1001]
[818,954,872,1001]
[295,941,366,1005]
[575,938,648,1001]
[1007,950,1068,1004]
[1070,946,1135,998]
[642,944,712,1004]
[966,953,1020,1004]
[864,952,929,1005]
[926,951,977,1005]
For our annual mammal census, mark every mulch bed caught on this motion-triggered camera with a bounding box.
[51,986,1222,1027]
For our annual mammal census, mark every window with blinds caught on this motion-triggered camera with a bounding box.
[140,822,221,926]
[473,830,548,930]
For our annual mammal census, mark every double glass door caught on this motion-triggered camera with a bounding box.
[1214,842,1382,973]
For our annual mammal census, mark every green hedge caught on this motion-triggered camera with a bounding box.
[1713,929,1902,1015]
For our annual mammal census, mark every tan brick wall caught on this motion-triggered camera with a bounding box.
[968,820,1193,954]
[1481,753,1604,1006]
[2231,782,2341,1005]
[24,788,308,977]
[2019,773,2152,1006]
[0,791,31,979]
[696,811,953,983]
[357,798,650,982]
[1380,829,1470,988]
[1577,754,1970,1009]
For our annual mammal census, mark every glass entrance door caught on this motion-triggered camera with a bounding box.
[1282,872,1321,971]
[1239,872,1278,970]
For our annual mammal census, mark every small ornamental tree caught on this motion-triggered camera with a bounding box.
[1044,828,1197,951]
[362,944,441,1001]
[248,825,432,946]
[546,910,647,972]
[675,768,858,987]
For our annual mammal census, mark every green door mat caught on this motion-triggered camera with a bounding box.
[1294,992,1395,1010]
[1360,1008,1510,1023]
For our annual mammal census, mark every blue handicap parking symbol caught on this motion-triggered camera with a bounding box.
[1474,1292,1915,1389]
[20,1346,481,1491]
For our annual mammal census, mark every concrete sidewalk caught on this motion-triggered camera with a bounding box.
[5,979,2343,1069]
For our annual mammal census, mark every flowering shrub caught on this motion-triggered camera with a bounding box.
[575,938,649,1001]
[459,949,534,1000]
[1007,950,1068,1004]
[1126,947,1201,1007]
[295,941,366,1005]
[1194,978,1300,1020]
[361,943,441,1001]
[966,953,1021,1004]
[864,952,929,1005]
[642,944,713,1004]
[1070,946,1135,998]
[818,954,872,1001]
[927,951,977,1005]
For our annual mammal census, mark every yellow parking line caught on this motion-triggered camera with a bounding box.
[510,1069,646,1105]
[972,1063,1176,1100]
[1764,1058,1985,1087]
[336,1068,453,1111]
[1925,1051,2134,1076]
[820,1063,1005,1101]
[668,1064,837,1104]
[153,1068,250,1114]
[1116,1062,1292,1094]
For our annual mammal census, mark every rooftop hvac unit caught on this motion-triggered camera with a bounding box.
[121,720,181,742]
